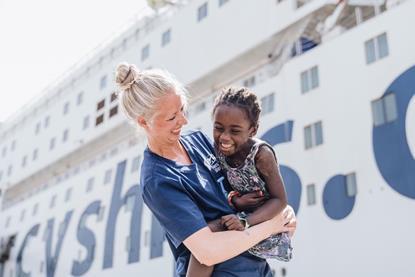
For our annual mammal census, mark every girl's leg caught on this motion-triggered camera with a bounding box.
[186,254,214,277]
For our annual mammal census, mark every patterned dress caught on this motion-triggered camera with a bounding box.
[217,139,293,261]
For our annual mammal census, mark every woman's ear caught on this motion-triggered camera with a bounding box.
[137,116,148,129]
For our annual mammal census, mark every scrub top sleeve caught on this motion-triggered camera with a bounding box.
[142,180,208,248]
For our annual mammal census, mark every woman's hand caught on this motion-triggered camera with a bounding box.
[285,208,297,238]
[269,205,296,235]
[232,191,266,211]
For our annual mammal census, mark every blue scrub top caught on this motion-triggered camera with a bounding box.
[141,131,272,277]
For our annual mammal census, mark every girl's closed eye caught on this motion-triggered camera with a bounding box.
[214,125,224,132]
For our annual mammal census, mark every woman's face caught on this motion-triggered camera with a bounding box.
[142,91,188,146]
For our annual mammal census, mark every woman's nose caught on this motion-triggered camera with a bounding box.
[179,111,188,125]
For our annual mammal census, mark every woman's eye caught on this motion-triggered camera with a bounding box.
[167,116,176,121]
[231,130,241,134]
[214,126,223,131]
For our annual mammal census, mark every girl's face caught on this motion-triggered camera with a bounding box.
[140,91,188,146]
[213,104,256,157]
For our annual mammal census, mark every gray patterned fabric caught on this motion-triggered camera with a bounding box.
[217,139,293,261]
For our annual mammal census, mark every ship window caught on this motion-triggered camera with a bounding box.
[377,33,389,58]
[346,173,357,197]
[365,33,389,64]
[62,129,69,142]
[131,155,141,173]
[104,169,112,185]
[304,121,323,149]
[141,44,150,61]
[301,66,319,94]
[384,94,398,122]
[365,39,376,64]
[22,155,27,167]
[50,137,56,150]
[261,93,275,115]
[65,187,72,202]
[100,75,107,90]
[110,147,118,157]
[40,261,44,273]
[314,121,323,145]
[50,195,56,208]
[304,126,312,149]
[11,140,16,151]
[20,209,26,222]
[86,177,94,193]
[371,93,397,126]
[77,91,84,105]
[109,105,118,118]
[122,38,128,50]
[97,99,105,111]
[0,170,3,182]
[83,115,90,130]
[33,148,38,161]
[197,2,208,22]
[35,121,41,135]
[95,114,104,126]
[134,28,140,40]
[7,165,12,176]
[193,101,206,115]
[162,29,171,47]
[44,116,50,128]
[1,146,6,157]
[243,76,256,87]
[32,203,39,216]
[110,92,117,103]
[306,184,316,205]
[99,153,107,162]
[219,0,229,7]
[63,102,70,115]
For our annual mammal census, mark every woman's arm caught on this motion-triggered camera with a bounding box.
[245,145,288,226]
[183,206,294,266]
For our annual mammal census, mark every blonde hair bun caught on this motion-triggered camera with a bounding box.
[115,62,140,91]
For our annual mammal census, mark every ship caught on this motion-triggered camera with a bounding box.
[0,0,414,276]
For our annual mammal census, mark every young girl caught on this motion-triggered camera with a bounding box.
[187,87,293,277]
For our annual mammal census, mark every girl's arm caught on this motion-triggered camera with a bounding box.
[183,206,294,267]
[245,145,288,226]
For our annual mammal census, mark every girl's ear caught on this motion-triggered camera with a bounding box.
[249,125,258,137]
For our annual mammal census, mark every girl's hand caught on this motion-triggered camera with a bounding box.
[232,191,265,211]
[221,214,245,231]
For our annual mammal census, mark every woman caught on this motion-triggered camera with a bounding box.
[115,62,296,276]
